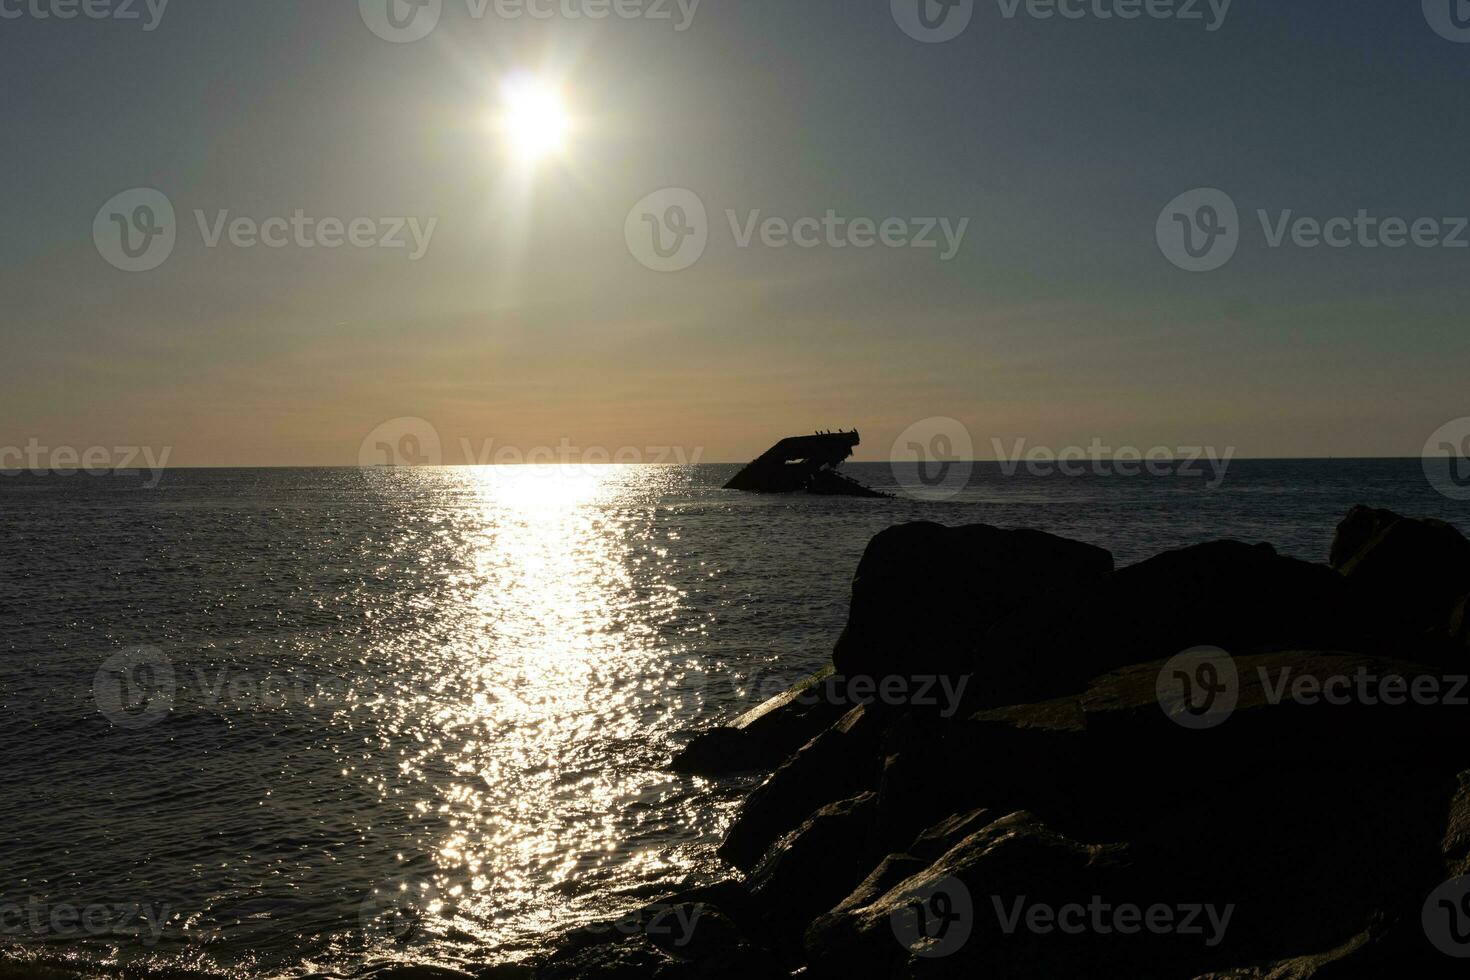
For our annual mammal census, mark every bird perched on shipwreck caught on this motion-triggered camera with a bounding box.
[724,430,888,497]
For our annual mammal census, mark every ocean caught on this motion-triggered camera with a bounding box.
[2,460,1465,978]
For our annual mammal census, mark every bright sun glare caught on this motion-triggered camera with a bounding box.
[498,75,570,164]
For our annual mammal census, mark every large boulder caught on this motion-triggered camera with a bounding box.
[808,651,1470,978]
[831,523,1114,686]
[717,707,882,871]
[672,669,848,776]
[805,812,1138,979]
[746,792,881,954]
[960,540,1380,712]
[535,901,783,980]
[1330,506,1470,646]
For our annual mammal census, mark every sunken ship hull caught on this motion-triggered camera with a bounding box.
[724,431,887,498]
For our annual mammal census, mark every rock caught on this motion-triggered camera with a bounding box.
[671,669,849,776]
[804,811,1134,979]
[812,648,1470,977]
[670,727,761,775]
[831,522,1114,687]
[908,806,994,861]
[534,934,684,979]
[827,852,933,918]
[963,540,1379,713]
[476,966,537,980]
[747,792,880,952]
[718,706,882,871]
[1330,505,1470,646]
[536,904,784,980]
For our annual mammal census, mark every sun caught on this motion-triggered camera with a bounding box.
[497,75,570,165]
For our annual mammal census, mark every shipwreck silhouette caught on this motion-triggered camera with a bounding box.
[724,430,887,497]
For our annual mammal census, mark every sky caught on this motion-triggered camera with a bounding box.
[2,0,1469,466]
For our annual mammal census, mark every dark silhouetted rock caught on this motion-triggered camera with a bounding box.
[963,540,1380,712]
[747,792,880,952]
[536,903,783,980]
[718,707,881,871]
[671,669,848,776]
[805,811,1135,979]
[832,522,1114,687]
[670,727,761,776]
[1330,505,1470,645]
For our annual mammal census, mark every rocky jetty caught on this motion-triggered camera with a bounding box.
[532,506,1470,978]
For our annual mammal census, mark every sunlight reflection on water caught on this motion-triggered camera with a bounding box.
[334,466,721,968]
[4,460,1463,977]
